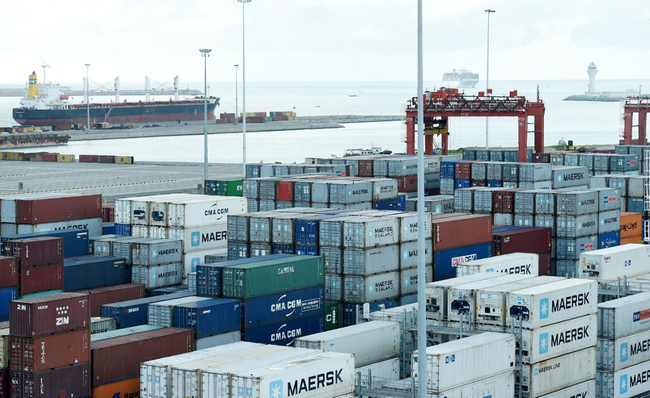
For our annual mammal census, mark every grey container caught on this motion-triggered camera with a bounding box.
[112,237,151,263]
[275,200,293,209]
[249,212,275,243]
[227,214,250,242]
[243,179,259,199]
[371,178,399,201]
[424,173,440,190]
[148,296,211,327]
[502,163,519,182]
[514,190,536,214]
[556,236,597,260]
[440,178,455,195]
[321,246,343,273]
[564,153,579,166]
[247,199,259,213]
[514,214,534,227]
[132,263,183,288]
[489,150,504,162]
[627,176,646,198]
[579,153,596,170]
[519,163,552,182]
[293,181,312,202]
[258,199,275,211]
[593,187,621,211]
[518,180,552,189]
[399,239,433,269]
[476,149,490,161]
[343,245,399,275]
[556,213,599,238]
[228,241,249,260]
[343,216,399,248]
[471,162,487,180]
[259,164,275,177]
[473,188,497,214]
[258,178,277,200]
[344,271,400,303]
[271,214,301,245]
[555,260,580,277]
[388,158,419,177]
[91,317,117,334]
[486,162,504,180]
[615,145,629,155]
[493,213,513,226]
[311,180,334,203]
[593,154,610,171]
[535,190,557,214]
[556,191,599,215]
[589,175,608,189]
[330,181,373,204]
[463,149,477,160]
[373,158,389,177]
[454,188,475,212]
[503,150,519,163]
[325,273,342,301]
[550,152,565,166]
[552,166,589,189]
[245,164,260,178]
[598,210,621,234]
[607,176,628,196]
[535,214,556,235]
[250,242,271,257]
[319,217,348,247]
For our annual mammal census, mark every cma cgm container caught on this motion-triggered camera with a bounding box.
[10,328,91,372]
[412,332,516,392]
[242,313,324,346]
[579,244,650,281]
[598,292,650,340]
[163,196,247,228]
[432,214,492,251]
[433,242,492,281]
[456,252,539,277]
[100,291,193,328]
[0,229,88,258]
[10,292,90,338]
[3,237,63,268]
[221,255,324,298]
[16,194,101,225]
[242,285,324,328]
[9,362,91,398]
[521,347,596,398]
[294,321,400,368]
[91,327,193,388]
[63,256,130,291]
[80,284,145,317]
[506,278,597,329]
[174,298,241,339]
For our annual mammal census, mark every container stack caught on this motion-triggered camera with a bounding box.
[130,239,184,289]
[456,252,540,277]
[597,292,650,398]
[9,293,92,398]
[590,174,647,225]
[174,298,241,349]
[0,258,17,321]
[3,237,64,298]
[548,149,640,176]
[616,144,647,173]
[101,291,193,329]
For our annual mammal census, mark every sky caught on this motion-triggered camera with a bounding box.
[3,0,650,86]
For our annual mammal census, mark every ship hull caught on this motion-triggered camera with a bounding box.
[13,100,218,127]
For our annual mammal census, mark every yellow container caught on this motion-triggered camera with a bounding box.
[115,156,133,164]
[56,154,76,162]
[621,235,643,245]
[91,377,139,398]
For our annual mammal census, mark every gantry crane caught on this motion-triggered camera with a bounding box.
[621,97,650,145]
[404,87,546,162]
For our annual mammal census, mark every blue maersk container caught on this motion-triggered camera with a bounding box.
[63,256,131,291]
[0,286,17,321]
[101,291,193,328]
[197,255,289,297]
[343,298,398,327]
[599,231,621,249]
[174,298,242,339]
[433,243,492,281]
[0,229,89,257]
[242,285,324,328]
[242,313,324,346]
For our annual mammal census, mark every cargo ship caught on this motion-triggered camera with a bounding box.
[442,69,479,88]
[12,72,219,127]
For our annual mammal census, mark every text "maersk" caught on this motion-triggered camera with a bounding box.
[552,292,590,312]
[287,369,344,396]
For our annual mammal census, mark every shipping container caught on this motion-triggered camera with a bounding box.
[579,244,650,281]
[552,166,589,189]
[9,362,91,398]
[91,377,140,398]
[91,317,117,334]
[620,212,643,238]
[433,242,492,281]
[555,236,598,260]
[174,298,241,339]
[537,379,596,398]
[91,327,193,388]
[342,244,399,275]
[325,274,342,301]
[80,284,145,317]
[92,324,162,343]
[10,328,90,372]
[242,313,324,346]
[15,217,103,237]
[556,213,599,238]
[130,239,183,266]
[506,278,598,329]
[132,263,183,289]
[432,214,492,251]
[412,332,515,392]
[0,328,8,369]
[63,256,130,291]
[242,285,323,328]
[166,223,228,253]
[20,262,63,296]
[16,194,101,225]
[324,301,343,331]
[0,257,18,289]
[598,292,650,340]
[399,239,433,269]
[344,271,400,303]
[599,210,621,234]
[100,291,193,328]
[556,190,599,215]
[399,266,433,295]
[598,359,650,398]
[493,227,552,255]
[457,252,539,277]
[342,216,399,248]
[520,348,596,398]
[3,237,63,268]
[598,328,650,372]
[148,296,211,327]
[0,229,88,258]
[162,196,247,228]
[196,256,286,297]
[520,163,552,182]
[196,330,240,349]
[599,231,621,248]
[10,292,90,338]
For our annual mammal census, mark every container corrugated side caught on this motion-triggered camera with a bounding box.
[412,332,516,392]
[597,292,650,340]
[242,313,324,346]
[16,194,102,225]
[10,292,90,338]
[10,328,91,372]
[132,263,183,289]
[91,317,117,334]
[16,217,103,237]
[425,273,504,321]
[295,320,400,368]
[396,212,432,242]
[579,244,650,281]
[131,239,183,266]
[63,256,130,291]
[91,377,140,398]
[196,330,240,349]
[9,362,91,398]
[173,298,241,339]
[521,347,596,397]
[552,166,589,189]
[242,285,323,328]
[82,284,146,318]
[537,379,596,398]
[433,242,492,281]
[166,223,228,253]
[457,252,539,277]
[597,356,650,397]
[598,328,650,372]
[166,196,247,228]
[343,271,400,303]
[147,296,211,327]
[342,244,399,275]
[342,216,399,248]
[399,239,433,269]
[100,291,193,329]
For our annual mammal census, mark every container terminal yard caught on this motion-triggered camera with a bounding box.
[3,89,650,398]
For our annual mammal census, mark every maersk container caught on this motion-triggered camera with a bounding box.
[396,212,432,242]
[166,223,227,253]
[555,236,597,260]
[599,210,621,234]
[538,379,596,398]
[91,317,117,334]
[242,313,324,346]
[242,285,323,328]
[325,273,342,301]
[342,216,399,248]
[598,292,650,340]
[608,176,628,197]
[514,190,536,214]
[399,266,433,295]
[399,239,433,269]
[535,190,556,214]
[556,191,599,215]
[457,252,539,277]
[425,273,504,321]
[132,263,182,289]
[579,244,650,281]
[535,215,556,235]
[521,348,596,398]
[447,274,533,324]
[433,242,492,281]
[627,176,645,198]
[174,298,241,339]
[63,256,130,291]
[295,320,399,368]
[222,255,323,298]
[598,328,650,372]
[598,359,650,398]
[100,291,193,328]
[10,292,90,338]
[520,163,552,182]
[16,217,103,237]
[342,244,399,275]
[556,213,599,238]
[112,237,150,263]
[412,332,516,392]
[506,278,598,329]
[552,166,589,189]
[599,231,621,249]
[131,239,183,266]
[519,314,597,364]
[406,371,515,398]
[163,196,247,228]
[0,229,88,258]
[370,178,398,201]
[148,296,211,327]
[344,271,399,303]
[356,357,400,386]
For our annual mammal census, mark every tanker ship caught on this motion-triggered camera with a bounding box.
[12,72,219,127]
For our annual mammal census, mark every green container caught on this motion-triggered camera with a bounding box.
[324,301,342,331]
[205,178,244,196]
[222,255,324,298]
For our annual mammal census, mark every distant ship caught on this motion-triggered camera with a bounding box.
[12,71,219,127]
[442,69,479,88]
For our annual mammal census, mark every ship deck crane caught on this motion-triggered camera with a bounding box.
[621,96,650,145]
[404,87,546,162]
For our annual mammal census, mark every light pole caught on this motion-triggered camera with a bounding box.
[200,49,212,184]
[485,9,495,148]
[238,0,251,178]
[234,64,239,125]
[85,64,90,132]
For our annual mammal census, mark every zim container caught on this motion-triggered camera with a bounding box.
[10,362,91,398]
[20,263,63,296]
[10,328,90,372]
[10,292,90,338]
[174,298,241,339]
[221,255,324,298]
[3,237,63,268]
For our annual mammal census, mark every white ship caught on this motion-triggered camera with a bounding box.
[442,69,479,88]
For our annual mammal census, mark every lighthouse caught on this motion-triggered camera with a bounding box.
[587,62,598,93]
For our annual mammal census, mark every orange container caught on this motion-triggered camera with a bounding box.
[91,377,139,398]
[620,212,643,238]
[621,235,643,245]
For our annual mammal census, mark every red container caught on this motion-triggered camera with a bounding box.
[10,329,90,372]
[10,292,90,338]
[101,203,115,223]
[3,237,63,268]
[16,194,102,225]
[432,214,493,251]
[10,362,90,398]
[19,263,64,296]
[79,284,146,317]
[492,189,521,214]
[97,156,115,163]
[0,257,18,289]
[538,253,551,276]
[533,153,551,163]
[0,368,7,398]
[492,227,552,256]
[79,154,99,163]
[276,181,295,202]
[471,179,487,187]
[41,154,57,162]
[396,175,418,192]
[454,161,472,180]
[358,160,374,177]
[91,327,193,388]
